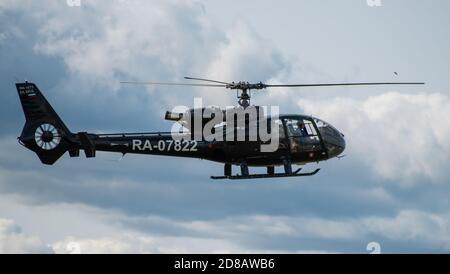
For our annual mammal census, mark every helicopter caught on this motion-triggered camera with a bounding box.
[15,77,424,180]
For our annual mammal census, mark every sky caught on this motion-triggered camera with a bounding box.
[1,0,450,253]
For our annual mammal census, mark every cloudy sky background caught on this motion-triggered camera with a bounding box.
[1,0,450,253]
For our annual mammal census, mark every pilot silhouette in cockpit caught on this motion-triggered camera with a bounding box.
[297,122,308,137]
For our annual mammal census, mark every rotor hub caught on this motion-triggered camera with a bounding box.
[226,81,266,91]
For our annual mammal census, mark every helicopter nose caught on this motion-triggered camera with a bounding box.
[336,133,346,156]
[323,129,346,159]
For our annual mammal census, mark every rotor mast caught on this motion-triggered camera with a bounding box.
[226,81,266,108]
[238,87,250,108]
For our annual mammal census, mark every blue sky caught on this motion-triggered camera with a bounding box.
[1,0,450,253]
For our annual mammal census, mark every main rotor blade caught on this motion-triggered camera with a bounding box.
[120,81,226,87]
[184,77,232,85]
[265,82,425,88]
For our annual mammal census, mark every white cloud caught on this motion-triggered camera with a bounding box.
[0,194,244,254]
[30,1,214,89]
[298,92,450,184]
[1,191,450,253]
[52,236,138,254]
[206,20,289,82]
[0,219,52,254]
[51,234,241,254]
[199,20,291,105]
[36,211,450,253]
[364,210,450,250]
[1,0,291,108]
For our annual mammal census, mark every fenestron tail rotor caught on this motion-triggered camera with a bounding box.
[121,77,425,108]
[34,123,61,150]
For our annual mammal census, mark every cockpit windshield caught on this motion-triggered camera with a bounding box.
[314,118,341,134]
[313,117,345,156]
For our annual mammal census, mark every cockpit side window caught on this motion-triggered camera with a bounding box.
[283,117,321,153]
[284,118,317,137]
[304,121,317,136]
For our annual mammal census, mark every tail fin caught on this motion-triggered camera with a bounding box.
[16,82,73,165]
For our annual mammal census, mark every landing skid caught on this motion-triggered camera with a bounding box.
[211,168,320,180]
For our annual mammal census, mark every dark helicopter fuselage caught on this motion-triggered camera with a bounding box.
[16,82,348,179]
[90,114,346,167]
